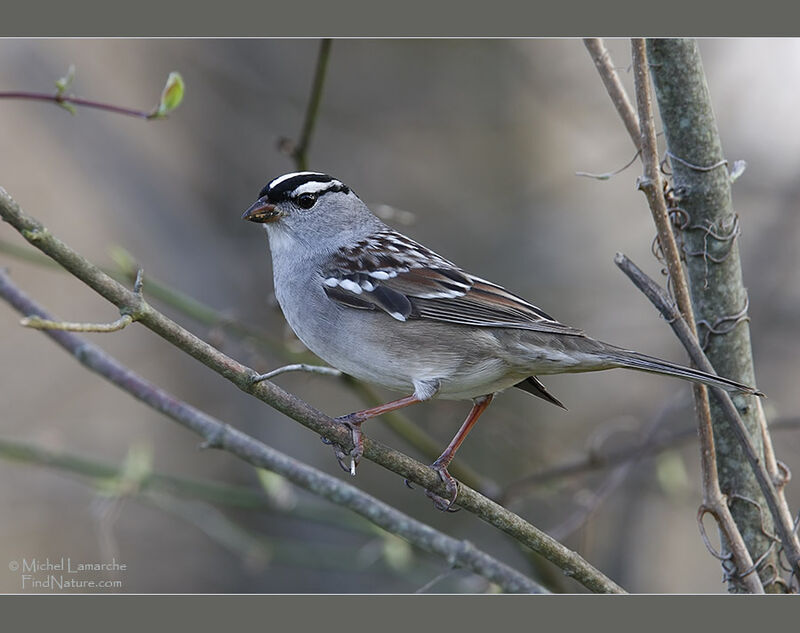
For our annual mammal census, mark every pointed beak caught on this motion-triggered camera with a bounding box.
[242,197,283,223]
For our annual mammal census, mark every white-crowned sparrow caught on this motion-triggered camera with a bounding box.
[243,171,760,510]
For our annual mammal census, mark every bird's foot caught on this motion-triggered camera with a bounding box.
[324,412,365,476]
[423,460,460,512]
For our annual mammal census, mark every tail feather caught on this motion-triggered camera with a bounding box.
[603,346,763,396]
[514,376,568,409]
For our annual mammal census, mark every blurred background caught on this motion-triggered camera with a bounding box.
[0,39,798,593]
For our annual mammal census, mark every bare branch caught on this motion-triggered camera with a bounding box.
[575,148,641,181]
[252,363,342,383]
[631,40,695,328]
[627,40,765,593]
[21,313,133,332]
[0,91,160,119]
[646,38,793,591]
[503,415,800,498]
[283,39,332,171]
[615,252,800,584]
[583,39,640,149]
[18,267,143,332]
[0,269,549,595]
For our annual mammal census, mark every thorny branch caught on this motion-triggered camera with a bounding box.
[0,189,625,594]
[0,268,546,595]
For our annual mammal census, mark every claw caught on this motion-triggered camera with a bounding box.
[425,488,461,512]
[328,413,364,476]
[332,445,352,474]
[403,478,415,490]
[422,461,460,511]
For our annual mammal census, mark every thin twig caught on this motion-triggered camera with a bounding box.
[252,363,342,383]
[583,39,640,149]
[0,91,160,119]
[631,40,694,328]
[503,416,800,499]
[615,253,800,584]
[19,267,143,332]
[575,148,641,181]
[547,396,680,541]
[292,39,332,171]
[0,436,378,535]
[20,313,133,332]
[0,191,624,594]
[0,270,549,595]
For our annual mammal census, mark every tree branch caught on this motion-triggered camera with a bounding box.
[646,38,794,591]
[615,253,800,586]
[290,39,332,171]
[0,237,492,493]
[0,190,624,594]
[583,39,640,150]
[584,39,765,592]
[0,269,550,595]
[631,39,769,592]
[503,415,800,498]
[0,91,152,118]
[0,70,184,120]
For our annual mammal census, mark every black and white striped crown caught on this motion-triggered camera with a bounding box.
[260,172,351,202]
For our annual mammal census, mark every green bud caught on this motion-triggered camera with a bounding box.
[153,71,185,118]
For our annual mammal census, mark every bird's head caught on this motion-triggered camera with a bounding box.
[242,172,381,247]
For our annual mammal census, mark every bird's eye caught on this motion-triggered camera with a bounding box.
[296,193,318,210]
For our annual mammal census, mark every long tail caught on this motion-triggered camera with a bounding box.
[601,345,763,396]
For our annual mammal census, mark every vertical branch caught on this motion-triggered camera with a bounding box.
[629,39,764,593]
[583,39,640,150]
[645,38,793,591]
[631,40,696,329]
[292,38,332,171]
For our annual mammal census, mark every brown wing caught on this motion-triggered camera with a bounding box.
[322,232,584,336]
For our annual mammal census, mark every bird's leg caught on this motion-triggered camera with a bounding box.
[425,394,494,512]
[330,393,425,476]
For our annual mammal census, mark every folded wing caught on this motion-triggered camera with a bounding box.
[322,230,585,337]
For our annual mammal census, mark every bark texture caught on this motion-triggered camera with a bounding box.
[646,39,781,591]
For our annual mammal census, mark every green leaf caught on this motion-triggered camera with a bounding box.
[56,101,77,116]
[55,64,76,95]
[153,71,185,118]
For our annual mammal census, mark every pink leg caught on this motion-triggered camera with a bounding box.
[426,394,494,511]
[331,393,425,475]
